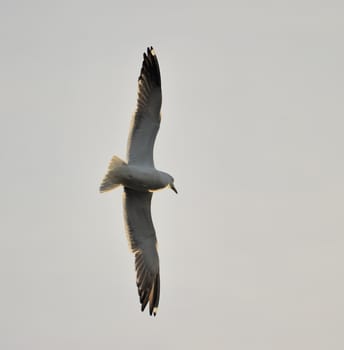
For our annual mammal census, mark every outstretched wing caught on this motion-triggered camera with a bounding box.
[123,187,160,316]
[127,47,162,167]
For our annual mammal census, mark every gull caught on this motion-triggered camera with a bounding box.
[100,47,177,316]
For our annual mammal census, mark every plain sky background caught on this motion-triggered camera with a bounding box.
[1,1,343,349]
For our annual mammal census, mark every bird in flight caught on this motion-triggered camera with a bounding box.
[100,47,177,316]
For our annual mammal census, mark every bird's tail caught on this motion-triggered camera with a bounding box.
[99,155,127,193]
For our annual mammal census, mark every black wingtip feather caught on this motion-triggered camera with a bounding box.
[138,46,161,87]
[138,272,160,316]
[134,250,160,316]
[149,272,160,316]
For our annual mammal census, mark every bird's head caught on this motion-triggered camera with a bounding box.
[161,173,177,194]
[168,174,178,193]
[160,172,177,193]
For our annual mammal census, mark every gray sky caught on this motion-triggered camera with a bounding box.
[1,1,344,349]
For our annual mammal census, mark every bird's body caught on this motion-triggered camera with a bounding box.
[109,163,172,192]
[124,166,171,192]
[100,47,176,316]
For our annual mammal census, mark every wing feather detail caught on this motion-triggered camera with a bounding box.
[126,47,162,167]
[123,188,160,316]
